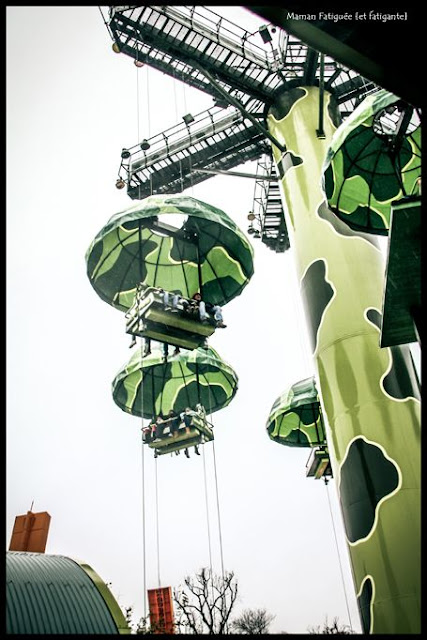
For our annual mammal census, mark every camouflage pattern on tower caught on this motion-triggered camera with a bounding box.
[267,86,421,634]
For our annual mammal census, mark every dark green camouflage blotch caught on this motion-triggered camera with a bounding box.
[300,260,334,353]
[267,420,311,447]
[340,438,399,543]
[366,308,382,331]
[383,345,421,401]
[317,201,380,248]
[339,205,388,235]
[327,96,342,129]
[323,165,335,200]
[268,86,306,120]
[277,152,303,179]
[95,236,157,301]
[357,577,373,634]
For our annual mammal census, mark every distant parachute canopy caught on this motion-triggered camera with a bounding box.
[323,89,421,235]
[85,194,254,312]
[112,345,238,420]
[266,376,326,448]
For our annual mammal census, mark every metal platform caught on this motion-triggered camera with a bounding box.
[102,6,380,250]
[249,156,289,253]
[148,412,214,457]
[106,6,376,113]
[107,5,283,110]
[120,106,270,200]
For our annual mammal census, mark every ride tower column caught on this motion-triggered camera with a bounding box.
[266,86,420,634]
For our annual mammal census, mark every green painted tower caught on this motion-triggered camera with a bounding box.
[267,86,421,633]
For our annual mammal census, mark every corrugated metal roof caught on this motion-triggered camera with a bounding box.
[6,551,129,634]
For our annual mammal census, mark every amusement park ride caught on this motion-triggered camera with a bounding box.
[86,5,421,635]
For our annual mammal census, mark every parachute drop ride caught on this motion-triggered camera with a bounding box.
[323,89,421,235]
[266,377,331,480]
[100,7,421,633]
[85,194,254,352]
[86,194,251,457]
[112,345,238,457]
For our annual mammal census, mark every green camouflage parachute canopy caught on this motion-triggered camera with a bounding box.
[323,89,421,235]
[112,345,238,420]
[86,194,254,311]
[266,377,326,447]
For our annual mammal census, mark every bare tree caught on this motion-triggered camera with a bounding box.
[135,615,165,635]
[173,567,238,634]
[308,616,356,634]
[231,608,275,634]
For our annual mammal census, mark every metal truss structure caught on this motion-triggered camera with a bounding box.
[103,5,379,251]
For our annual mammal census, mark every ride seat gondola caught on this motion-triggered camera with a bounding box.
[125,286,217,350]
[148,406,214,457]
[305,445,332,479]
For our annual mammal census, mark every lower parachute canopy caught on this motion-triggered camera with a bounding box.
[112,345,238,420]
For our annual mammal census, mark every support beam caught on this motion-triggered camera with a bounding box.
[316,53,325,139]
[303,47,319,86]
[196,168,276,181]
[192,62,287,153]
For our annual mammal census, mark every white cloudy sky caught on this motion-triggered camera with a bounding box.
[8,5,419,634]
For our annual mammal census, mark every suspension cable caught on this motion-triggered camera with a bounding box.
[324,477,353,630]
[97,5,110,31]
[172,69,184,193]
[139,341,147,621]
[208,387,227,631]
[136,54,141,141]
[135,57,148,620]
[154,456,161,587]
[146,67,153,198]
[135,47,157,626]
[211,438,225,581]
[202,437,214,579]
[209,381,225,579]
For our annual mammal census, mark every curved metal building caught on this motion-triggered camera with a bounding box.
[6,551,130,635]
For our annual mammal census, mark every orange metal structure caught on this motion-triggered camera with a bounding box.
[147,586,175,634]
[9,511,51,553]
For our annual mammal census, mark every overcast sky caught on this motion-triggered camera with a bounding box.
[8,6,419,634]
